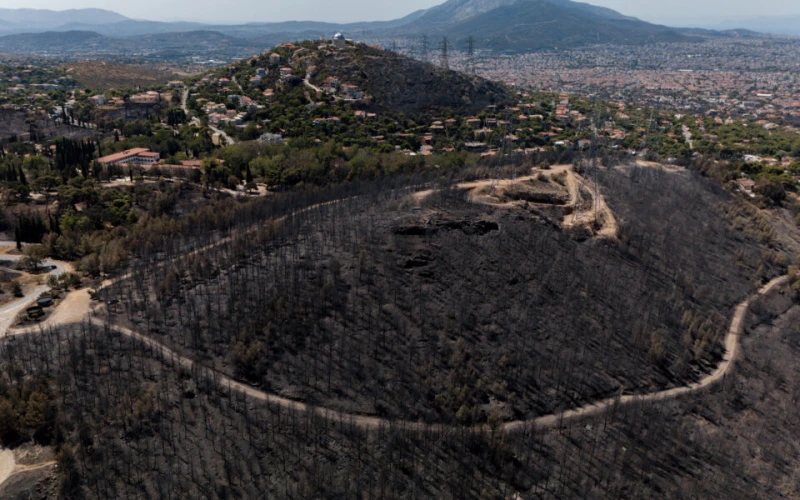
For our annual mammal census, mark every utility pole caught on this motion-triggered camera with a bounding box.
[589,105,601,228]
[467,36,475,75]
[439,37,449,70]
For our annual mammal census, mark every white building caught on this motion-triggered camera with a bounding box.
[333,32,346,49]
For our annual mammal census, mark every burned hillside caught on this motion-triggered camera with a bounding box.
[109,164,786,425]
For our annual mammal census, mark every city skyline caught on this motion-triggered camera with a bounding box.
[1,0,800,26]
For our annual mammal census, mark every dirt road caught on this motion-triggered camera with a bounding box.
[94,275,788,434]
[0,449,14,488]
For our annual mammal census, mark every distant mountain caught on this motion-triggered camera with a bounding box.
[401,0,695,51]
[0,30,110,53]
[0,1,756,57]
[53,20,209,37]
[0,29,263,58]
[704,15,800,36]
[0,8,128,30]
[408,0,634,30]
[409,0,520,28]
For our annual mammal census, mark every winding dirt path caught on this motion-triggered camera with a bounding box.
[415,165,618,239]
[93,275,788,434]
[0,184,789,471]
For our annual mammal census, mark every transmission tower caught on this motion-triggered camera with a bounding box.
[467,36,476,74]
[390,40,398,53]
[439,37,449,70]
[421,34,429,63]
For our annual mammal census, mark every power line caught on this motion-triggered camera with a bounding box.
[439,37,449,70]
[467,36,475,75]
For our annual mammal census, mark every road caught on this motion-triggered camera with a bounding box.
[180,87,189,114]
[209,124,236,145]
[304,76,323,94]
[92,274,788,434]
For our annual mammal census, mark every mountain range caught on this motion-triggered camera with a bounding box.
[0,0,771,56]
[403,0,693,51]
[0,8,128,30]
[689,14,800,36]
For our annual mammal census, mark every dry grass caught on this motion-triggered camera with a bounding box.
[62,61,178,89]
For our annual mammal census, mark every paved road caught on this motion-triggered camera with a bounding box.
[209,124,236,145]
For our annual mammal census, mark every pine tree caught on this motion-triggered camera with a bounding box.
[246,165,254,184]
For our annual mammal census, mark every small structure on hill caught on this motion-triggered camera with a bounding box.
[333,32,346,49]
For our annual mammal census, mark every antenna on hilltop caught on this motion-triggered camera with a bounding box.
[439,37,449,70]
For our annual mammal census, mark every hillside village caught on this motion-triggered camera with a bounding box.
[0,37,797,202]
[178,39,800,198]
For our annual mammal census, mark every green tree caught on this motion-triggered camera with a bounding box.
[22,244,48,271]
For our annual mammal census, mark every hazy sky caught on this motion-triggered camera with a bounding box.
[3,0,800,25]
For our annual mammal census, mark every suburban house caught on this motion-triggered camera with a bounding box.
[279,67,294,80]
[339,84,364,100]
[129,92,161,105]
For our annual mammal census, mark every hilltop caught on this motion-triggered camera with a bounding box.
[108,163,789,425]
[202,40,512,119]
[300,43,511,113]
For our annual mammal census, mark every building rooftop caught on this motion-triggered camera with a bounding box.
[97,148,150,164]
